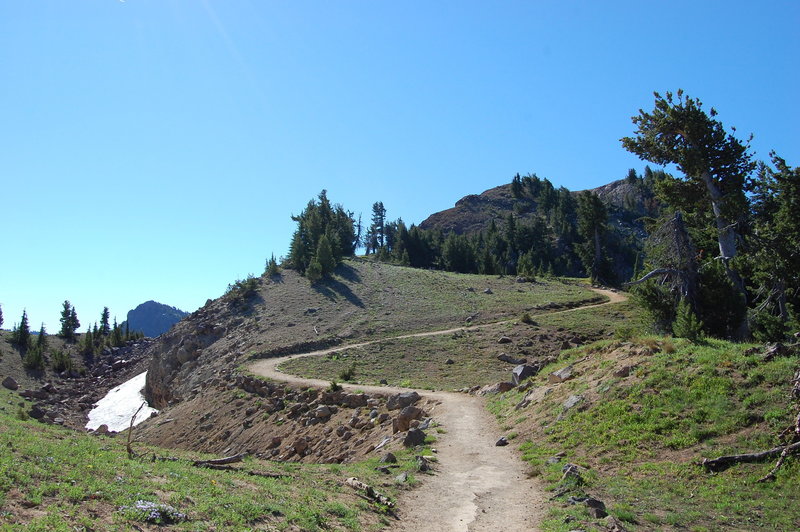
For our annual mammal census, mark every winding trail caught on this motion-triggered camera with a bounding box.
[249,288,626,531]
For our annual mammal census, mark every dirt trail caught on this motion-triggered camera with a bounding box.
[248,288,625,531]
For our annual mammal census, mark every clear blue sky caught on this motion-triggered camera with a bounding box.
[2,1,798,332]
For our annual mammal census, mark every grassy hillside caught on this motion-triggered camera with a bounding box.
[487,338,800,531]
[0,388,427,530]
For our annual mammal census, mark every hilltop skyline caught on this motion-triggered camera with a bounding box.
[2,1,798,330]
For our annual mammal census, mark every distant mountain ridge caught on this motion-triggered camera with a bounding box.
[121,301,188,338]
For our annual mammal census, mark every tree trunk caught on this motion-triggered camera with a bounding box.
[701,171,749,338]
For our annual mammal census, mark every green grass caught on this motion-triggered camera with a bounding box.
[488,338,800,531]
[0,389,425,530]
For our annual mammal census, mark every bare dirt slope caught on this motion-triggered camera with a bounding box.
[250,288,624,531]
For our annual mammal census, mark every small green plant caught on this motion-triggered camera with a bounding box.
[226,274,259,301]
[23,346,44,370]
[50,349,73,373]
[520,312,535,325]
[673,298,704,342]
[265,254,281,277]
[328,381,342,392]
[339,364,356,382]
[16,407,29,421]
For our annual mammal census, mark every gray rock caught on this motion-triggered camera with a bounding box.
[613,365,637,378]
[548,365,575,384]
[416,455,431,472]
[562,394,584,411]
[2,376,18,391]
[496,437,509,446]
[478,382,516,395]
[387,391,420,411]
[29,405,46,419]
[567,496,607,518]
[314,405,332,418]
[380,452,397,464]
[497,353,527,365]
[445,359,455,365]
[403,428,426,447]
[512,364,540,385]
[498,336,512,344]
[395,471,409,483]
[483,288,493,294]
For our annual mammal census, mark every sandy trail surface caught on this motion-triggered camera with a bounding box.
[249,288,624,531]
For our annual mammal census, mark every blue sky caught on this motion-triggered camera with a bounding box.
[1,1,798,332]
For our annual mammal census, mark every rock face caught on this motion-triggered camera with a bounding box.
[122,301,188,338]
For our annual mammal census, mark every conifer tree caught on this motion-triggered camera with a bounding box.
[59,301,80,340]
[0,304,3,330]
[111,318,123,347]
[11,310,31,349]
[99,307,111,336]
[36,324,47,351]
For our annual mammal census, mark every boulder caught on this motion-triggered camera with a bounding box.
[387,391,420,411]
[496,437,509,446]
[563,394,584,411]
[613,365,637,378]
[314,405,332,418]
[497,353,527,365]
[392,405,424,433]
[2,377,18,391]
[403,428,426,447]
[567,496,607,518]
[548,365,575,384]
[512,364,540,385]
[478,382,516,395]
[342,393,368,408]
[380,452,397,464]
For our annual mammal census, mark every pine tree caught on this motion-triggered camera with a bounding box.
[316,235,337,277]
[673,298,704,342]
[266,254,280,277]
[59,301,80,340]
[0,304,3,330]
[100,307,111,336]
[11,310,31,349]
[36,323,47,351]
[111,318,123,347]
[81,327,94,356]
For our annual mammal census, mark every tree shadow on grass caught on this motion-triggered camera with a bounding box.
[312,265,364,308]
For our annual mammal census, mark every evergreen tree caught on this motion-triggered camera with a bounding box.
[577,191,610,283]
[36,323,47,351]
[370,201,387,250]
[316,234,337,277]
[111,318,123,347]
[0,304,3,330]
[511,173,523,198]
[265,254,280,277]
[81,327,94,356]
[99,307,111,336]
[673,298,704,342]
[59,300,80,340]
[11,310,31,349]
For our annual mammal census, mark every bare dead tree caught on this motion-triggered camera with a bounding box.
[626,212,699,304]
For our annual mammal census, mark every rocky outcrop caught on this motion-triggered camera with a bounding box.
[122,301,188,338]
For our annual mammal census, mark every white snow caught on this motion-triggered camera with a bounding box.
[86,371,158,432]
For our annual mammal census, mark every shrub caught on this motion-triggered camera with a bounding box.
[338,364,356,382]
[50,349,73,373]
[328,381,342,392]
[23,346,44,371]
[520,312,535,325]
[673,298,704,342]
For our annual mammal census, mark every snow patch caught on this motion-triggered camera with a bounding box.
[86,371,157,432]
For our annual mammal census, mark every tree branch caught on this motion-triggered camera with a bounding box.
[624,268,682,287]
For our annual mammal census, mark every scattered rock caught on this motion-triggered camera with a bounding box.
[496,437,509,446]
[2,376,18,391]
[29,405,46,420]
[393,405,424,433]
[560,463,583,485]
[395,471,409,483]
[416,455,431,472]
[379,379,388,385]
[605,515,629,532]
[512,364,541,385]
[497,353,527,365]
[612,365,637,378]
[548,365,575,384]
[94,424,110,435]
[498,336,512,344]
[403,428,426,447]
[445,359,455,365]
[483,288,493,294]
[20,388,48,400]
[562,394,584,411]
[478,382,516,395]
[387,391,420,410]
[567,496,607,518]
[314,405,332,418]
[380,452,397,464]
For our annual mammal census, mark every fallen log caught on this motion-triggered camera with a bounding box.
[701,441,800,473]
[345,477,394,508]
[192,453,248,467]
